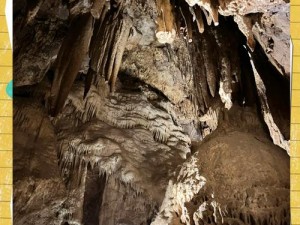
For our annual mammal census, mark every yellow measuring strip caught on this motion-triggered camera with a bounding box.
[291,0,300,224]
[0,0,12,224]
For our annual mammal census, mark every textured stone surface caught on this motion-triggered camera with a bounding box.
[234,3,290,77]
[252,3,290,77]
[152,131,289,225]
[13,0,290,224]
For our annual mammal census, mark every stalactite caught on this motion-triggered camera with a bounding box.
[87,1,131,93]
[202,0,219,26]
[90,0,106,19]
[178,3,194,42]
[106,22,125,83]
[201,7,213,25]
[193,7,205,33]
[201,37,217,97]
[99,2,110,24]
[110,18,131,92]
[84,69,95,98]
[49,13,93,116]
[192,37,211,110]
[186,10,194,42]
[184,0,219,26]
[88,21,111,86]
[155,0,176,44]
[173,5,182,35]
[100,20,120,80]
[194,73,206,113]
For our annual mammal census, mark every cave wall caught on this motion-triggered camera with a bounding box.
[13,0,290,225]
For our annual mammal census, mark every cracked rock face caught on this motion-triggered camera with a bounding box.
[14,0,290,225]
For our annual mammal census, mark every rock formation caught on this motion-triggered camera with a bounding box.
[13,0,290,225]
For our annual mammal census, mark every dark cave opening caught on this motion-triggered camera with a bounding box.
[185,14,290,142]
[82,167,106,225]
[251,42,291,139]
[185,14,263,114]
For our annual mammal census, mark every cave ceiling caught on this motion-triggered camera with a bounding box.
[13,0,291,225]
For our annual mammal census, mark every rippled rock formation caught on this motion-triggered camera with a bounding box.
[13,0,290,225]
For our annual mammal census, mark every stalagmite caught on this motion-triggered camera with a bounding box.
[193,202,207,225]
[199,107,219,138]
[155,0,176,44]
[151,157,207,225]
[219,80,232,109]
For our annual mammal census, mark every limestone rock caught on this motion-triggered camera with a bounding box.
[13,0,290,224]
